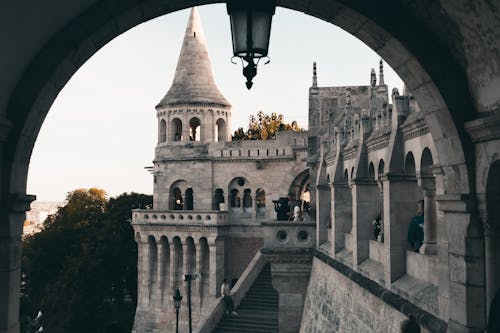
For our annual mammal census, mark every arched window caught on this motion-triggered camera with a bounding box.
[344,169,349,184]
[230,189,240,208]
[189,117,201,141]
[243,189,252,211]
[421,148,433,172]
[159,119,166,143]
[216,118,226,142]
[171,187,183,210]
[185,188,193,210]
[171,118,182,141]
[405,152,416,176]
[214,188,225,210]
[368,162,375,180]
[378,159,385,180]
[256,189,265,209]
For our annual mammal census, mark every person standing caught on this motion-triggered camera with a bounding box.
[221,279,237,316]
[407,200,424,252]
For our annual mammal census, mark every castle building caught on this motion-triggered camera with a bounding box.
[131,7,495,333]
[131,8,309,332]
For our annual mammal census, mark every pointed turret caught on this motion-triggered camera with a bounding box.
[370,68,377,87]
[312,62,318,87]
[378,59,385,86]
[157,7,230,108]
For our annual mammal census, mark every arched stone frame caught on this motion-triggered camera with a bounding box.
[377,159,385,179]
[404,151,416,176]
[215,118,226,142]
[344,169,349,184]
[213,188,224,211]
[242,188,252,212]
[147,235,158,307]
[189,116,201,141]
[255,188,266,217]
[229,188,240,208]
[0,1,483,331]
[159,118,167,143]
[169,180,191,210]
[228,177,250,210]
[171,117,183,142]
[158,236,170,308]
[368,161,375,180]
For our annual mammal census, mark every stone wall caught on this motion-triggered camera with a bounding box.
[224,237,263,284]
[300,254,446,333]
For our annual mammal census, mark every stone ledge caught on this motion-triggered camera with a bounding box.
[314,249,447,333]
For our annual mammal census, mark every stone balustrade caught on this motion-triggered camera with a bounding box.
[132,210,229,226]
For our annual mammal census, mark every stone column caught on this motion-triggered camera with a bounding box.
[381,174,421,286]
[330,183,352,254]
[0,194,35,333]
[265,251,312,333]
[208,237,224,298]
[315,184,330,247]
[196,239,204,312]
[351,179,379,269]
[157,238,168,308]
[420,190,437,255]
[136,238,149,309]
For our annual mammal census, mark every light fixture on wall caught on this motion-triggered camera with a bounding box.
[226,0,277,89]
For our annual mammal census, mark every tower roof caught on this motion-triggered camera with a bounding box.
[156,7,231,108]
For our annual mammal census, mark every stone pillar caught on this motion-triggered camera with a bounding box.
[330,183,352,254]
[485,222,500,324]
[436,194,486,331]
[157,238,168,308]
[265,251,312,333]
[208,237,224,298]
[420,190,437,255]
[196,239,204,312]
[0,194,35,333]
[308,185,317,223]
[381,174,421,286]
[351,180,379,269]
[136,238,149,309]
[315,184,330,247]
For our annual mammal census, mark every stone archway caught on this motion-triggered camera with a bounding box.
[0,1,480,332]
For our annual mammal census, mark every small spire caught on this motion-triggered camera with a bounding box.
[378,59,385,86]
[312,62,318,87]
[370,68,377,87]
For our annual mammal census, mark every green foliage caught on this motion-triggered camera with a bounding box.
[21,189,152,333]
[232,111,303,140]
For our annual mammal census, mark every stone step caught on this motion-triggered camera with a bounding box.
[213,263,279,333]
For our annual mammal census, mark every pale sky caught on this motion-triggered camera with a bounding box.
[27,4,404,202]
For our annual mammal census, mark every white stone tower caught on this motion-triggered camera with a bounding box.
[156,7,231,144]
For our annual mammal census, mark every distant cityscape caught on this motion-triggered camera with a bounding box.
[23,201,65,236]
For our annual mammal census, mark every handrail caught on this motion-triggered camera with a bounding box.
[193,251,266,333]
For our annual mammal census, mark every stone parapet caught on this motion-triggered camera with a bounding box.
[132,210,228,227]
[261,222,316,249]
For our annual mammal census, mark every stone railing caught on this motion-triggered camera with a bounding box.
[132,210,229,226]
[261,221,316,248]
[194,251,266,333]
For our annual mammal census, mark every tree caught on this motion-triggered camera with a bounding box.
[21,189,152,333]
[232,111,303,140]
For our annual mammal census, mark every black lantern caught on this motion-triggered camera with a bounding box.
[227,0,277,89]
[172,288,183,333]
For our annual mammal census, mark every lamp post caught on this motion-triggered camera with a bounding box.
[172,288,182,333]
[184,273,198,333]
[226,0,277,89]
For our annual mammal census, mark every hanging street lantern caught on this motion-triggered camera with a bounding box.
[172,288,183,333]
[226,0,277,89]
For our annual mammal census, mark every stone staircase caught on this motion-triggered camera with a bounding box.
[213,263,278,333]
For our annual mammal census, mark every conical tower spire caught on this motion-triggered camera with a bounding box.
[156,7,230,108]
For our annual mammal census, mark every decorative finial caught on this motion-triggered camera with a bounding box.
[370,68,376,87]
[379,59,385,86]
[312,62,317,87]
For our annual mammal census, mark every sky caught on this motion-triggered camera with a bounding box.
[27,4,404,202]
